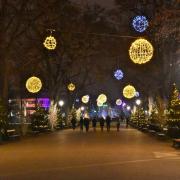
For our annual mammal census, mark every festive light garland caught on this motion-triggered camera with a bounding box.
[43,35,57,50]
[114,69,124,80]
[129,38,154,64]
[82,95,90,104]
[132,15,148,33]
[26,76,42,93]
[97,94,107,104]
[68,83,76,91]
[123,85,136,99]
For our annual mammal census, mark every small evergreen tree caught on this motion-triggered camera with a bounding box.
[31,106,49,131]
[56,108,65,129]
[149,105,159,125]
[138,108,147,128]
[167,83,180,128]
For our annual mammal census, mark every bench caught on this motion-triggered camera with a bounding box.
[156,133,166,139]
[7,129,20,140]
[172,139,180,148]
[148,130,156,135]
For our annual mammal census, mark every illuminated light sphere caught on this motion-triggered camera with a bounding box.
[116,99,122,106]
[97,101,103,107]
[82,95,90,104]
[129,38,154,64]
[26,76,42,93]
[81,106,85,111]
[97,94,107,104]
[132,15,148,33]
[59,100,64,107]
[123,85,136,99]
[114,69,124,80]
[127,106,131,111]
[136,99,141,105]
[68,83,76,91]
[43,35,57,50]
[135,91,140,97]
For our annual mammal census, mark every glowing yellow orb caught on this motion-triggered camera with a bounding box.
[123,85,136,99]
[82,95,90,104]
[26,76,42,93]
[97,101,103,107]
[43,35,57,50]
[68,83,75,91]
[129,38,154,64]
[97,94,107,104]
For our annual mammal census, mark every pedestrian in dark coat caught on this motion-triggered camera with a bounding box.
[117,116,121,132]
[84,118,90,132]
[79,117,84,131]
[126,116,129,128]
[71,117,77,130]
[100,117,105,132]
[106,116,111,132]
[92,117,97,132]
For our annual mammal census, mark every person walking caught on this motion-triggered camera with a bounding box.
[92,117,97,132]
[79,116,84,131]
[106,115,111,132]
[126,116,129,128]
[100,117,105,132]
[71,117,77,130]
[84,118,90,132]
[117,116,121,132]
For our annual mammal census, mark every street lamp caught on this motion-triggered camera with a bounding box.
[127,106,131,111]
[59,100,64,107]
[80,106,85,111]
[136,99,141,105]
[135,99,141,127]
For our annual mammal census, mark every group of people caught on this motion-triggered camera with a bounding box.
[71,116,129,132]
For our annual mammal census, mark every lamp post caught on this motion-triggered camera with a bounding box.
[136,99,141,127]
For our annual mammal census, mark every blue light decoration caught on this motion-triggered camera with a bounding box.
[114,69,124,80]
[132,15,148,33]
[135,91,140,97]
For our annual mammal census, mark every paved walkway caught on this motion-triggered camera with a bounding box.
[0,126,180,180]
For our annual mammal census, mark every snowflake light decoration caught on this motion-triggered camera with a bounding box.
[129,38,154,64]
[26,76,42,93]
[132,15,148,33]
[43,35,57,50]
[114,69,124,80]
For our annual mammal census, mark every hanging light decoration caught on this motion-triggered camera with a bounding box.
[97,94,107,104]
[132,15,149,33]
[123,85,136,99]
[43,35,57,50]
[116,99,122,106]
[67,83,75,91]
[135,91,140,97]
[26,76,42,93]
[97,101,103,107]
[81,95,90,104]
[114,69,124,80]
[129,38,154,64]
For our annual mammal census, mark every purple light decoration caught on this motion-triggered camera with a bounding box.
[122,102,126,107]
[114,69,124,80]
[37,98,50,108]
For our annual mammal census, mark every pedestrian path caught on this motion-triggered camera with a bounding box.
[0,127,179,180]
